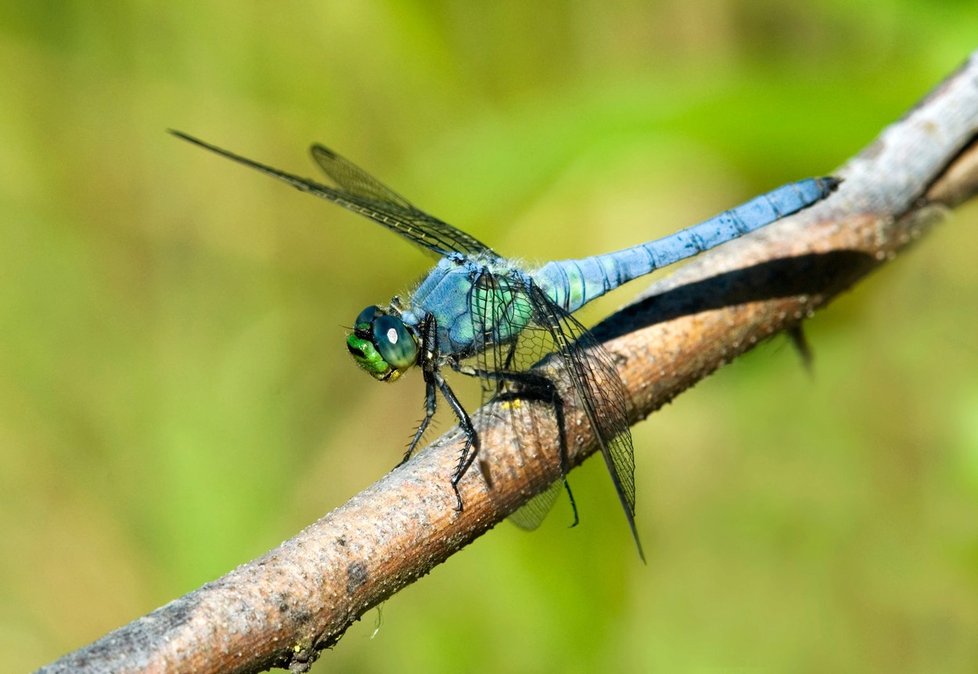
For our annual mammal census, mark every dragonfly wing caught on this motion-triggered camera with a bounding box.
[309,144,414,207]
[465,269,639,547]
[525,284,643,559]
[465,269,567,529]
[169,130,493,258]
[308,144,494,257]
[507,480,563,530]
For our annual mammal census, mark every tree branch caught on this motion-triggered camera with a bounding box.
[38,51,978,674]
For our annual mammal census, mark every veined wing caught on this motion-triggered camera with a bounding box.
[507,481,565,531]
[465,268,571,530]
[169,130,494,258]
[309,145,493,257]
[526,284,643,560]
[465,268,641,557]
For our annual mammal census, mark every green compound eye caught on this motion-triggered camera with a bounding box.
[346,306,417,382]
[346,332,389,380]
[372,314,418,372]
[354,305,381,330]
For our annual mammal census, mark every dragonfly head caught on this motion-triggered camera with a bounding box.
[347,305,418,383]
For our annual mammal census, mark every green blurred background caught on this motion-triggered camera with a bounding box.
[3,2,977,672]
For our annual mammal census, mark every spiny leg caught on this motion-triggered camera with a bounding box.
[399,311,444,467]
[400,371,438,466]
[500,340,518,383]
[459,363,579,527]
[434,371,480,511]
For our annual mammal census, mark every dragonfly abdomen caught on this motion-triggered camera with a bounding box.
[533,177,838,313]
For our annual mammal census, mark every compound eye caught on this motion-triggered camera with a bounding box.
[373,314,418,370]
[354,305,382,330]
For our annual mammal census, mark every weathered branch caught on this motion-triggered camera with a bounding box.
[38,50,978,674]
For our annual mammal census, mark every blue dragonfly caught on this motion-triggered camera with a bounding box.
[171,130,837,558]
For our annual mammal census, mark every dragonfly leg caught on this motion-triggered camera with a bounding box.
[495,370,578,528]
[435,372,479,511]
[457,363,579,527]
[786,323,815,373]
[400,372,438,466]
[411,312,481,510]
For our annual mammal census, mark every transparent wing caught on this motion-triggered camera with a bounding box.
[525,284,642,557]
[169,130,494,258]
[309,145,494,257]
[309,144,415,207]
[466,269,565,530]
[507,481,563,530]
[465,270,640,551]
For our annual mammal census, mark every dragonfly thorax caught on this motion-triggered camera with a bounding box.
[347,305,419,382]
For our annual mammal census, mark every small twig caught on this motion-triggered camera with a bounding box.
[37,50,978,674]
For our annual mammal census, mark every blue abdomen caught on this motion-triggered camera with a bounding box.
[534,176,837,312]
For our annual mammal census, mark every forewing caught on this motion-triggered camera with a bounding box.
[309,144,494,257]
[169,130,493,257]
[309,144,414,207]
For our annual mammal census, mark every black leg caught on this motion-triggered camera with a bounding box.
[402,313,483,510]
[435,372,479,511]
[458,363,579,527]
[400,372,438,466]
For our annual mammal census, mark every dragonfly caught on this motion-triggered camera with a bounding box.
[170,130,838,559]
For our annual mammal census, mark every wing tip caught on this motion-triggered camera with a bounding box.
[167,128,196,144]
[310,143,339,160]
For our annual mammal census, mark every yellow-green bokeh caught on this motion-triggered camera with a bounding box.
[2,2,977,672]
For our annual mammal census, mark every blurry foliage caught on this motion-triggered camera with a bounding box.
[1,1,977,672]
